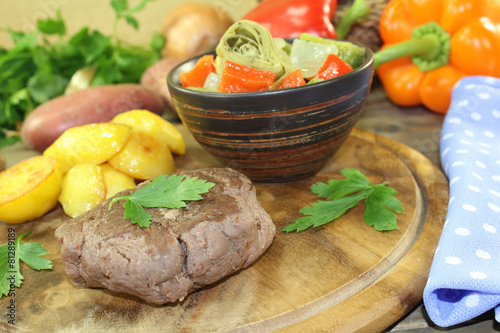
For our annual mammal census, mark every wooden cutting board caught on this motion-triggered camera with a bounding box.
[0,126,448,333]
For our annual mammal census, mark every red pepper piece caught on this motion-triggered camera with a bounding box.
[276,69,307,89]
[242,0,338,39]
[180,54,215,88]
[313,53,353,80]
[217,61,278,93]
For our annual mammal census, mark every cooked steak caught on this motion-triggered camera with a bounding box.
[55,167,275,305]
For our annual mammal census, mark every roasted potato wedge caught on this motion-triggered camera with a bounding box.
[100,163,137,199]
[59,163,106,218]
[108,130,175,180]
[44,122,132,173]
[0,156,62,223]
[112,109,186,155]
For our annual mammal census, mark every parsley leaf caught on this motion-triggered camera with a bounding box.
[111,0,156,30]
[282,168,404,232]
[109,174,216,227]
[0,232,52,299]
[364,185,402,231]
[36,10,66,36]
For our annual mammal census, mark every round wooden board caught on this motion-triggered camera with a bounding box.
[0,126,448,333]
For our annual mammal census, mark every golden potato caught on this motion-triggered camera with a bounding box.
[44,122,132,173]
[112,109,186,155]
[59,163,106,218]
[108,130,175,180]
[0,156,62,223]
[100,163,137,199]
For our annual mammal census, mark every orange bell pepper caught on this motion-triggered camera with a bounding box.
[374,0,500,114]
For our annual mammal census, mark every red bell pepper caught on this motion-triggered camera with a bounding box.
[242,0,338,39]
[275,69,307,89]
[180,55,215,88]
[313,53,353,80]
[217,60,278,93]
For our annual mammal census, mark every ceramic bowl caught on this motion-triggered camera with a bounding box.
[167,43,374,183]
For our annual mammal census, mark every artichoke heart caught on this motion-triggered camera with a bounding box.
[215,20,290,78]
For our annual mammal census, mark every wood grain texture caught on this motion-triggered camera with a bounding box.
[0,125,448,333]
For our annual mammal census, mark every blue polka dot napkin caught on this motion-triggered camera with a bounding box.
[423,76,500,327]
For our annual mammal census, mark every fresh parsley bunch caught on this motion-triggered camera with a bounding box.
[0,0,164,148]
[283,168,404,232]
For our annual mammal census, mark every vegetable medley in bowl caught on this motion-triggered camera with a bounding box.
[178,20,366,93]
[167,20,374,183]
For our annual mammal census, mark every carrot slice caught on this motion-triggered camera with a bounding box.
[180,54,216,88]
[313,53,353,80]
[217,61,277,93]
[275,69,307,90]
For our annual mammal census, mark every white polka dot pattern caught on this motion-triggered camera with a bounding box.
[423,76,500,327]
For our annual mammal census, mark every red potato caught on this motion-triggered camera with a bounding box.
[21,84,165,152]
[140,58,183,114]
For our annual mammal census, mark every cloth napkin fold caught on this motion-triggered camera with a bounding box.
[423,76,500,327]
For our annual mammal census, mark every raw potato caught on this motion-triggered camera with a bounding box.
[100,163,137,199]
[108,130,175,180]
[112,109,186,155]
[0,156,62,224]
[44,122,132,174]
[59,163,106,218]
[21,84,166,152]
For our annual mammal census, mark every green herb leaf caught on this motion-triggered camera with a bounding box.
[282,168,403,232]
[109,174,216,227]
[364,185,404,231]
[0,135,22,149]
[282,191,370,232]
[27,70,68,104]
[111,0,156,30]
[123,0,155,15]
[0,232,52,299]
[123,200,152,227]
[68,28,111,65]
[111,0,128,14]
[125,16,139,30]
[311,168,373,200]
[37,10,66,36]
[150,32,165,53]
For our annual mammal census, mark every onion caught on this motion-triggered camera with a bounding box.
[159,2,234,59]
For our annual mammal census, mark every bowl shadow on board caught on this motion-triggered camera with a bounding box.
[167,42,374,183]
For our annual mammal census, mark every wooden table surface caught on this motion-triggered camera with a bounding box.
[1,79,497,332]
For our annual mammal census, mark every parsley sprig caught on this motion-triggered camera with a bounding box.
[109,174,216,227]
[282,168,404,232]
[0,232,52,299]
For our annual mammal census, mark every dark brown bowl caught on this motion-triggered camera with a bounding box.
[167,42,374,183]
